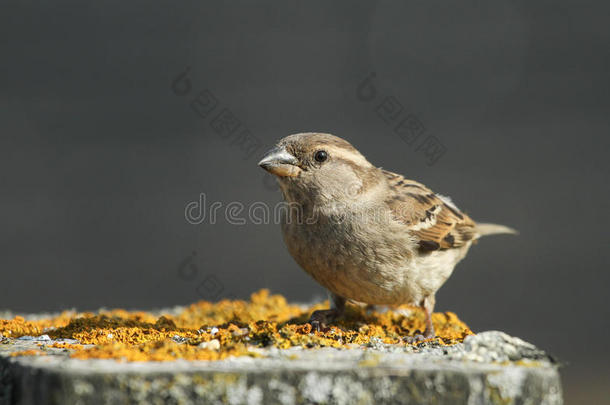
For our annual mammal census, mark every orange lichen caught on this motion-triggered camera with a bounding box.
[1,290,473,362]
[47,342,84,350]
[10,350,47,357]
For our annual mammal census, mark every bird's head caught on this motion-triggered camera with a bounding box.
[258,133,380,205]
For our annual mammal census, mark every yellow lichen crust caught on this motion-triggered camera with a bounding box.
[9,349,47,357]
[1,290,473,362]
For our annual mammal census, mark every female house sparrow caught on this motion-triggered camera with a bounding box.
[259,133,515,338]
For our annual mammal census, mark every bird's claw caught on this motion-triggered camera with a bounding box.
[308,309,338,332]
[403,334,426,344]
[404,328,435,344]
[310,319,322,332]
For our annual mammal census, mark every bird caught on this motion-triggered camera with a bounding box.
[258,133,516,339]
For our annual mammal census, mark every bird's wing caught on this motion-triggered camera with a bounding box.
[382,170,477,252]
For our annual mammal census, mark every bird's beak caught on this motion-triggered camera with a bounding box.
[258,146,302,177]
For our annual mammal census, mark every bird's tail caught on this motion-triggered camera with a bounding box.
[475,223,518,237]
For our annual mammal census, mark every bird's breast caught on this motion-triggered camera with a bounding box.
[280,207,421,304]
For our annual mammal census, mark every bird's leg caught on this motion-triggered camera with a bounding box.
[404,295,436,343]
[422,294,436,339]
[309,292,346,332]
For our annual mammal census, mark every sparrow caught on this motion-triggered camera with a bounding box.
[258,133,515,338]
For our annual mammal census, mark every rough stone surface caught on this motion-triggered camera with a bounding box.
[0,331,562,405]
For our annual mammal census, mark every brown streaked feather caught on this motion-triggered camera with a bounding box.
[382,170,477,252]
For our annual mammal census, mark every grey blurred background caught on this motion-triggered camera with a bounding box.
[1,1,608,402]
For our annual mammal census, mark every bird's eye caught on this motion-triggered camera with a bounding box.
[314,150,328,163]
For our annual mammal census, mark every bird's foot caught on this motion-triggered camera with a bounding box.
[402,331,426,345]
[308,309,341,332]
[404,327,435,344]
[403,333,425,344]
